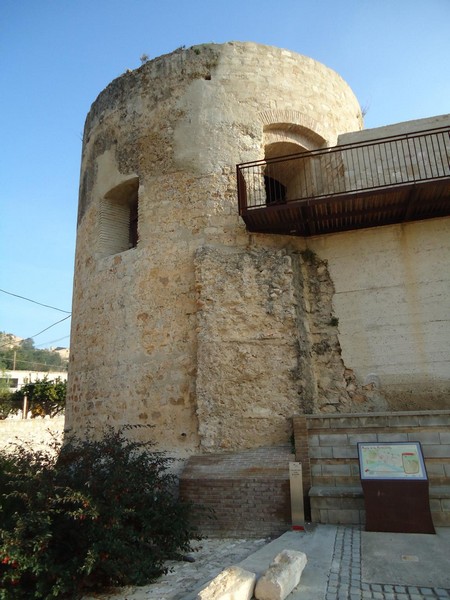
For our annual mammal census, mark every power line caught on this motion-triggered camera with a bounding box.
[29,315,71,340]
[0,317,71,350]
[8,357,68,370]
[0,315,73,350]
[0,288,71,314]
[35,335,70,348]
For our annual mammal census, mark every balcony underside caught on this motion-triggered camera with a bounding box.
[240,178,450,237]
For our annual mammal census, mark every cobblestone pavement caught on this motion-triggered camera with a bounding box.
[84,526,450,600]
[328,526,450,600]
[83,537,269,600]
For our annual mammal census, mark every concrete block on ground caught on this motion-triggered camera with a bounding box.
[254,549,307,600]
[196,565,256,600]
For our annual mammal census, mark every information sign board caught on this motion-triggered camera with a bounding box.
[358,441,427,481]
[289,461,304,530]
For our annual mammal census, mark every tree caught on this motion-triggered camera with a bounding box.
[11,377,66,417]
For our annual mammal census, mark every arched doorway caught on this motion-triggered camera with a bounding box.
[262,124,326,204]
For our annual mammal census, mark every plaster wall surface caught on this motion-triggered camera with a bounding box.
[337,114,450,193]
[338,113,450,144]
[308,217,450,410]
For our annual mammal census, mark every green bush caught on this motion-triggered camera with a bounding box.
[0,428,198,599]
[0,375,16,419]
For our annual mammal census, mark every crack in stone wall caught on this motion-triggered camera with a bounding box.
[194,244,389,452]
[194,244,388,451]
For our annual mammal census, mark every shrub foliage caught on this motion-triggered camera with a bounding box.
[0,377,67,420]
[10,377,67,418]
[0,428,197,599]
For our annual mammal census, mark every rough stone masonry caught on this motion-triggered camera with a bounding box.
[66,41,450,456]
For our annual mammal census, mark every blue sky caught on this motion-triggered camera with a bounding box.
[1,0,449,349]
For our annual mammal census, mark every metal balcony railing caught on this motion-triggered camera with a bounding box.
[237,126,450,236]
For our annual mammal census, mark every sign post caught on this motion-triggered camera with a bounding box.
[358,442,435,534]
[289,461,305,531]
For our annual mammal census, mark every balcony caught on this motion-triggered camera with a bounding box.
[237,126,450,236]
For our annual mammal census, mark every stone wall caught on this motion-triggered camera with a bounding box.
[294,411,450,526]
[0,415,65,453]
[180,446,293,537]
[195,246,300,450]
[67,42,362,453]
[67,41,449,458]
[180,411,450,535]
[194,245,384,451]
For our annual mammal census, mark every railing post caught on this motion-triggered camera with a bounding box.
[236,165,247,214]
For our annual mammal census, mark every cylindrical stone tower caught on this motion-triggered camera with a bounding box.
[67,42,362,455]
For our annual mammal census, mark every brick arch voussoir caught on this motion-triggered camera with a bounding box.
[259,109,327,149]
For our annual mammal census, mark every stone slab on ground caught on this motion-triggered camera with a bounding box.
[255,550,307,600]
[196,566,256,600]
[239,525,336,600]
[362,527,450,588]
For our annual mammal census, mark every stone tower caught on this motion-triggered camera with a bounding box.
[67,42,364,455]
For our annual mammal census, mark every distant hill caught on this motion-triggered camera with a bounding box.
[0,332,22,349]
[0,333,69,372]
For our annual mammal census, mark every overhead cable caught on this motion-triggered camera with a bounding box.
[0,288,71,314]
[35,335,70,348]
[0,324,71,350]
[29,315,71,340]
[6,357,68,370]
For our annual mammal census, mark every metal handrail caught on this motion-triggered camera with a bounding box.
[237,126,450,213]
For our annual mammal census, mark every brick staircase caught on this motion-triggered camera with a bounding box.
[180,446,294,537]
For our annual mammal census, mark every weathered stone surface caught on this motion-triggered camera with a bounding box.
[195,247,301,450]
[67,40,450,457]
[254,550,307,600]
[67,42,363,453]
[196,565,256,600]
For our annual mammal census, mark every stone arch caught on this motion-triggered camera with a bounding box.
[264,140,306,160]
[259,112,327,203]
[99,177,139,256]
[259,109,328,151]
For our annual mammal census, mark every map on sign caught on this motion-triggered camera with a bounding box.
[358,442,427,481]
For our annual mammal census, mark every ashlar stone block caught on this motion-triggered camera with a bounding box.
[196,566,256,600]
[254,549,307,600]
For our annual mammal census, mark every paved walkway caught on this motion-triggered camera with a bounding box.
[83,538,269,600]
[330,526,450,600]
[84,525,450,600]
